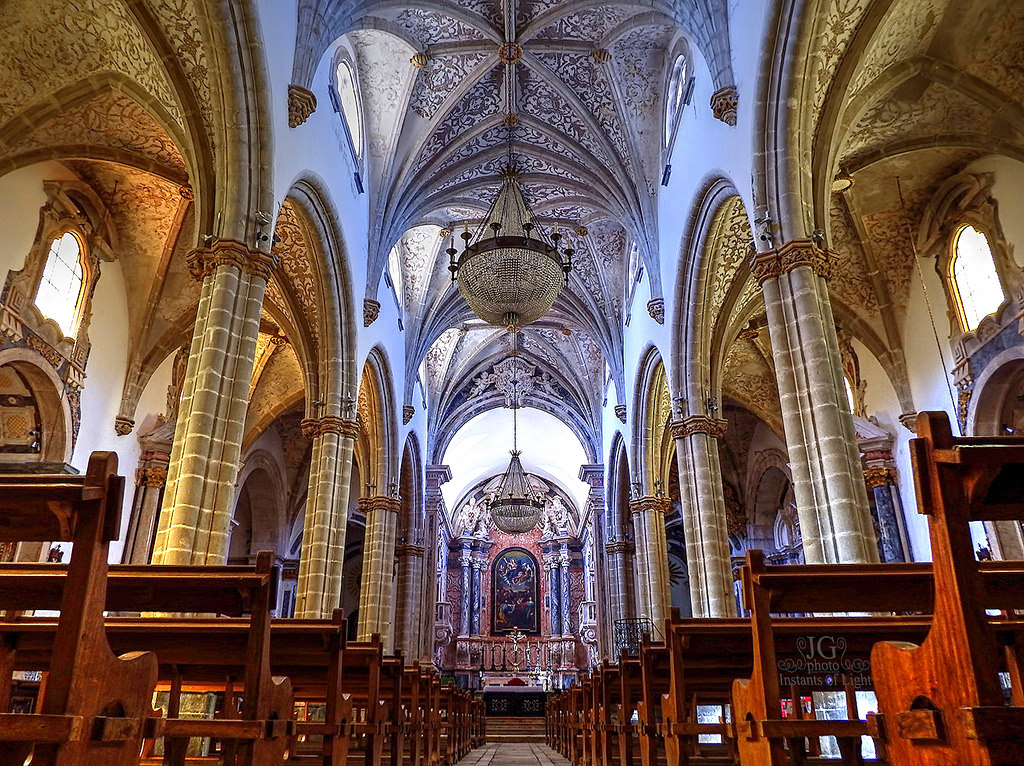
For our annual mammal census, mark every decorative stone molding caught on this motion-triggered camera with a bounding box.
[402,404,415,425]
[114,415,134,436]
[186,239,280,282]
[646,298,665,324]
[178,184,194,201]
[287,84,317,128]
[863,465,897,490]
[358,495,403,515]
[300,416,360,439]
[363,298,381,327]
[395,542,426,558]
[604,540,634,555]
[898,412,918,434]
[749,240,835,285]
[629,496,672,516]
[710,86,738,126]
[614,404,627,423]
[670,415,728,439]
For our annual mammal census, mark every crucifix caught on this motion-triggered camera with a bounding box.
[508,629,525,670]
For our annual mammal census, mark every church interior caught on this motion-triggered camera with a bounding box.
[1,0,1024,763]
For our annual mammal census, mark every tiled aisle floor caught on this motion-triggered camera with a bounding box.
[455,743,570,765]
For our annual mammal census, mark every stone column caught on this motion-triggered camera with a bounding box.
[604,540,634,622]
[356,496,401,648]
[559,544,572,636]
[152,240,278,565]
[578,464,608,653]
[670,415,737,617]
[751,241,877,564]
[629,496,673,638]
[394,541,426,655]
[122,454,169,564]
[294,416,360,618]
[420,466,450,661]
[457,540,473,637]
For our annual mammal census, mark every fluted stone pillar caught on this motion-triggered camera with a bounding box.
[356,496,401,648]
[420,466,450,661]
[294,416,359,618]
[559,545,572,636]
[394,542,426,655]
[671,415,737,617]
[629,497,673,637]
[752,241,877,564]
[153,240,278,565]
[604,540,634,622]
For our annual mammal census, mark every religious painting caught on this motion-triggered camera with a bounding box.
[492,547,540,635]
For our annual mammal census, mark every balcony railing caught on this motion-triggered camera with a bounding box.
[613,617,654,657]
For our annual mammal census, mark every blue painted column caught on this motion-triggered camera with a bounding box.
[865,466,908,562]
[471,561,482,635]
[548,560,562,636]
[458,542,472,636]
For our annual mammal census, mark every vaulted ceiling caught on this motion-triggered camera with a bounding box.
[313,0,718,450]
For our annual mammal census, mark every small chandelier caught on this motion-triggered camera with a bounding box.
[448,166,573,331]
[488,334,545,533]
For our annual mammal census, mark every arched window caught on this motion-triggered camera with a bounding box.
[34,231,86,337]
[843,377,855,413]
[949,224,1004,332]
[336,59,363,159]
[387,243,404,310]
[664,55,688,146]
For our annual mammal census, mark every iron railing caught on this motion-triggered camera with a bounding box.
[613,617,655,657]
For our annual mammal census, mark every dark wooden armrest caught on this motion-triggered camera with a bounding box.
[760,719,868,738]
[960,706,1024,742]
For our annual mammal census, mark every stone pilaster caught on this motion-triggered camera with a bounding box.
[294,416,360,618]
[421,465,450,661]
[751,240,878,564]
[629,496,673,637]
[122,442,171,564]
[356,496,402,648]
[152,240,278,565]
[470,559,482,636]
[670,415,737,617]
[394,541,426,656]
[457,539,473,637]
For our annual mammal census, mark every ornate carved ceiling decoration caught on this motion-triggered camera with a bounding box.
[806,0,1024,347]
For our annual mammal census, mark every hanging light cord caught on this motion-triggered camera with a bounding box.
[511,330,519,453]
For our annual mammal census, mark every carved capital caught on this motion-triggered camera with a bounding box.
[864,465,897,490]
[299,417,320,439]
[359,495,402,515]
[899,412,918,434]
[320,416,361,439]
[629,496,672,516]
[614,404,627,424]
[670,415,728,440]
[750,240,835,285]
[646,298,665,325]
[402,404,415,425]
[186,239,279,282]
[395,542,426,558]
[363,298,381,327]
[287,84,317,128]
[710,85,738,126]
[114,415,135,436]
[143,466,168,488]
[604,540,634,555]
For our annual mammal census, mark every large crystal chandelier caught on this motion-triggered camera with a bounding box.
[488,333,545,533]
[445,0,573,332]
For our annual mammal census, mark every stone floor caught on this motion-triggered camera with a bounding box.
[455,743,571,765]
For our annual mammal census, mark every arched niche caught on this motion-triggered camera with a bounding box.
[749,464,801,565]
[0,350,72,465]
[230,453,287,564]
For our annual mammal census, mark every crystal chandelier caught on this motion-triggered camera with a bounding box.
[445,2,573,332]
[488,333,545,533]
[447,167,573,331]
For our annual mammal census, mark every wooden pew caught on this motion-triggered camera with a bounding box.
[0,550,294,765]
[731,546,1024,765]
[871,411,1024,765]
[0,452,159,766]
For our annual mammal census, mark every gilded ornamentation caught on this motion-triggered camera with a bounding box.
[863,465,896,489]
